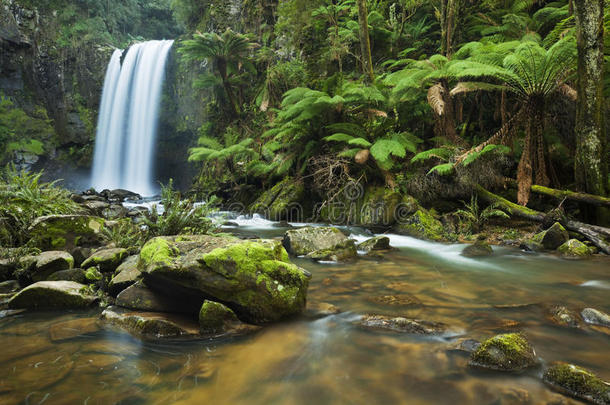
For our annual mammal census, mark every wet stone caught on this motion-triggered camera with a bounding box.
[543,362,610,405]
[547,306,581,328]
[357,315,449,335]
[469,333,538,372]
[581,308,610,328]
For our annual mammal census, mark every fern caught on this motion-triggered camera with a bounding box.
[427,163,454,176]
[461,144,511,167]
[411,147,455,164]
[370,139,406,170]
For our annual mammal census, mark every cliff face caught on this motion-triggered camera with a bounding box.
[0,1,112,187]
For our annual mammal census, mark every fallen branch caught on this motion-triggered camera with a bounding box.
[475,185,610,254]
[504,179,610,207]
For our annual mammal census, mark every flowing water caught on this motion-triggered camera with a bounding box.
[1,218,609,404]
[91,40,174,197]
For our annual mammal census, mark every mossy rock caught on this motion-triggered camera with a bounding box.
[543,362,610,405]
[100,306,199,339]
[116,280,186,313]
[28,215,105,252]
[19,251,74,282]
[282,226,351,256]
[469,333,538,371]
[305,239,357,262]
[139,235,311,324]
[199,300,239,333]
[462,240,493,257]
[8,281,98,310]
[249,177,305,221]
[528,222,569,251]
[558,239,593,258]
[357,236,391,253]
[82,248,128,272]
[394,209,447,242]
[47,269,87,284]
[357,315,448,335]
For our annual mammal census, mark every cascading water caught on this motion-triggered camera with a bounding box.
[91,40,174,196]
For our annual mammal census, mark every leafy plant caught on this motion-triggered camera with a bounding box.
[0,166,82,247]
[101,220,147,250]
[454,195,509,233]
[143,180,219,237]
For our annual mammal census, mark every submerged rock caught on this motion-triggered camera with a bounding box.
[357,315,448,335]
[394,209,447,242]
[28,215,105,251]
[469,333,538,371]
[306,302,341,318]
[49,318,101,342]
[19,251,74,282]
[8,281,98,310]
[357,236,391,253]
[139,235,311,323]
[368,294,422,307]
[581,308,610,328]
[461,240,493,257]
[82,247,129,272]
[283,226,355,258]
[558,239,593,258]
[543,362,610,405]
[547,306,581,328]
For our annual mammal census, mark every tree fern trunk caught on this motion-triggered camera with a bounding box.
[357,0,375,82]
[573,0,606,199]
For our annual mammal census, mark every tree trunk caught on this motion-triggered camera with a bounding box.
[217,59,240,117]
[440,0,460,57]
[356,0,375,82]
[573,0,606,198]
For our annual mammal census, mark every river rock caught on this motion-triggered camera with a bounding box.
[306,302,341,318]
[19,251,74,282]
[543,362,610,405]
[529,222,569,251]
[199,300,239,333]
[547,306,581,328]
[108,255,141,296]
[581,308,610,328]
[249,177,304,221]
[357,236,391,253]
[462,240,493,257]
[83,200,110,215]
[469,333,538,371]
[102,204,130,219]
[101,189,142,202]
[8,281,98,310]
[101,306,199,338]
[82,247,128,272]
[116,281,185,313]
[283,226,357,260]
[357,315,448,335]
[558,239,593,258]
[394,209,447,242]
[28,215,105,251]
[139,235,310,323]
[47,268,87,283]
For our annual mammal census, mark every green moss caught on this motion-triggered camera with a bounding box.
[199,300,238,332]
[139,237,178,268]
[558,239,592,258]
[395,209,446,242]
[470,333,537,371]
[85,267,102,282]
[543,362,610,405]
[8,282,96,310]
[29,215,105,250]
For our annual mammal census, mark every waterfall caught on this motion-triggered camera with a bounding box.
[91,40,174,197]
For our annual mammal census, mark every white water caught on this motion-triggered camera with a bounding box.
[91,40,174,197]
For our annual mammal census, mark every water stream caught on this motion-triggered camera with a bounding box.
[91,40,174,197]
[1,218,608,404]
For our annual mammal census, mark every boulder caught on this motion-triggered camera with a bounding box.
[357,315,448,335]
[102,204,129,220]
[469,333,538,371]
[394,209,447,242]
[282,226,356,261]
[81,248,128,272]
[8,281,98,309]
[47,268,88,284]
[28,215,105,251]
[116,281,185,313]
[357,236,391,253]
[139,235,311,323]
[100,189,142,202]
[83,200,110,216]
[108,255,141,296]
[543,362,610,405]
[558,239,593,258]
[19,251,74,282]
[462,240,493,257]
[199,300,239,333]
[581,308,610,328]
[101,306,200,338]
[249,177,305,221]
[529,222,569,251]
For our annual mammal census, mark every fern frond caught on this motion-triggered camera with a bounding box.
[427,163,454,176]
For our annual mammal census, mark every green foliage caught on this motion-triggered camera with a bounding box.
[454,195,509,233]
[143,180,219,237]
[101,220,146,249]
[0,166,82,247]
